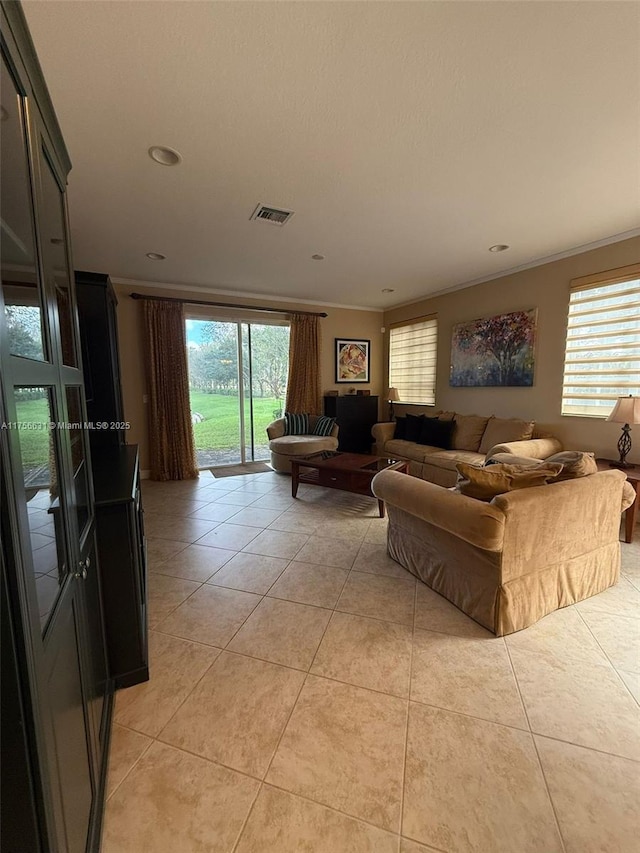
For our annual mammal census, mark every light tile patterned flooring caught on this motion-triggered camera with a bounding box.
[102,470,640,853]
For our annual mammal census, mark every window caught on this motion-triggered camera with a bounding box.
[389,315,438,405]
[561,264,640,417]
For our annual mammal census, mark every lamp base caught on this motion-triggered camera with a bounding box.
[608,460,637,470]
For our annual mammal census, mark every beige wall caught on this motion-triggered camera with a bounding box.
[112,282,384,470]
[383,236,640,464]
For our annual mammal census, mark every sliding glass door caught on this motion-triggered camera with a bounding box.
[186,318,289,468]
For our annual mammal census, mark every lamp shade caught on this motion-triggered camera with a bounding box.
[607,395,640,425]
[387,387,399,402]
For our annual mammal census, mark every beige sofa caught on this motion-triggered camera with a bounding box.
[267,416,339,473]
[372,412,562,487]
[372,467,635,635]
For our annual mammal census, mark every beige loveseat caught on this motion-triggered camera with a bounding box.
[372,412,562,487]
[372,467,635,635]
[266,416,339,473]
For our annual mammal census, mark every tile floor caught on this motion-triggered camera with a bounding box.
[102,470,640,853]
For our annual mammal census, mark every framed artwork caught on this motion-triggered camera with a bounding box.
[335,338,370,383]
[449,309,537,387]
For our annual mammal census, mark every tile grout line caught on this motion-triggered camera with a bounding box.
[574,606,640,705]
[398,579,419,848]
[504,642,568,853]
[104,730,155,805]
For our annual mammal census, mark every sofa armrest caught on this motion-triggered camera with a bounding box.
[486,437,563,460]
[266,418,286,440]
[372,422,396,446]
[371,469,505,551]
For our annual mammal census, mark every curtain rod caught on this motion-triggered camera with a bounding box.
[130,292,328,318]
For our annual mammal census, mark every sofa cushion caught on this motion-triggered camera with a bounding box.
[284,412,310,435]
[455,461,564,501]
[386,439,440,463]
[452,415,490,451]
[313,415,337,436]
[269,435,336,456]
[405,413,425,442]
[427,450,485,471]
[417,417,455,449]
[545,450,598,481]
[479,417,535,454]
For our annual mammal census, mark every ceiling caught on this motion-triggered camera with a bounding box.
[22,1,640,310]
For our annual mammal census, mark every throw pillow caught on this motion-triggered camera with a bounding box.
[394,416,407,440]
[452,414,490,451]
[545,451,597,481]
[484,453,543,469]
[479,417,535,454]
[455,461,564,501]
[404,413,425,443]
[313,415,336,437]
[417,416,455,449]
[284,412,310,435]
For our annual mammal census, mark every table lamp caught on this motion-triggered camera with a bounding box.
[387,387,399,421]
[607,395,640,468]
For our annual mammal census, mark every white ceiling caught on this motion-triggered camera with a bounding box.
[22,1,640,310]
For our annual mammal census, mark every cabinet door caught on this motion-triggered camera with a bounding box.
[0,35,110,851]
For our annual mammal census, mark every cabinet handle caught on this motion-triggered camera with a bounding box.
[74,560,88,580]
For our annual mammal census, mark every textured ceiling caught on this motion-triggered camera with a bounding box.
[22,1,640,309]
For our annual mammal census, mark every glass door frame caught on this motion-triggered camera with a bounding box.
[185,313,289,469]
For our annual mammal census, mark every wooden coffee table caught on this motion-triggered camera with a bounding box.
[596,459,639,544]
[290,451,409,517]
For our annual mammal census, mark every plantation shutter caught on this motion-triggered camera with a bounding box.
[561,264,640,417]
[389,315,438,405]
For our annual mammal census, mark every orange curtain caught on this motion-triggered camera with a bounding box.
[285,313,321,415]
[141,299,198,480]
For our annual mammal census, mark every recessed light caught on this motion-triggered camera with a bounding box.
[148,146,182,166]
[489,244,509,253]
[311,254,325,261]
[382,288,395,293]
[146,252,166,260]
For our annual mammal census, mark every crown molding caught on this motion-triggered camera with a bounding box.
[387,228,640,311]
[110,277,384,313]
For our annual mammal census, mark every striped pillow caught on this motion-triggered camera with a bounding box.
[284,412,310,435]
[313,415,336,437]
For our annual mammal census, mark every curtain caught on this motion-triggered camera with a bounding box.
[142,300,198,480]
[285,313,321,415]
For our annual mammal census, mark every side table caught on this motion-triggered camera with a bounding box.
[596,459,639,544]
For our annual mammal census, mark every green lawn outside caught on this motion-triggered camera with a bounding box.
[189,391,281,451]
[10,392,279,469]
[13,397,51,471]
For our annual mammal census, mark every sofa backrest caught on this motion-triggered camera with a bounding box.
[492,469,628,581]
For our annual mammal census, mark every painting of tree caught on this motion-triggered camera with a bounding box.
[450,309,537,387]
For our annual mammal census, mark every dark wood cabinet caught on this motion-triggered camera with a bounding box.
[75,271,125,452]
[324,395,379,453]
[0,4,112,851]
[92,445,149,689]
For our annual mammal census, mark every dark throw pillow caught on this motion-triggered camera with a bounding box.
[394,417,407,440]
[284,412,310,435]
[417,416,455,449]
[404,413,425,443]
[313,415,336,437]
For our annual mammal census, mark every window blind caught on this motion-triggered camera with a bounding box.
[561,269,640,417]
[389,316,438,405]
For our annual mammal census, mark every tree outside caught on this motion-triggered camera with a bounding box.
[186,320,289,466]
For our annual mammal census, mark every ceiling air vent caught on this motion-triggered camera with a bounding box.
[250,204,294,226]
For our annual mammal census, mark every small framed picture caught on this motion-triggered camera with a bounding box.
[335,339,370,383]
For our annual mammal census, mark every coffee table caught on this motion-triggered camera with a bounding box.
[290,451,409,517]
